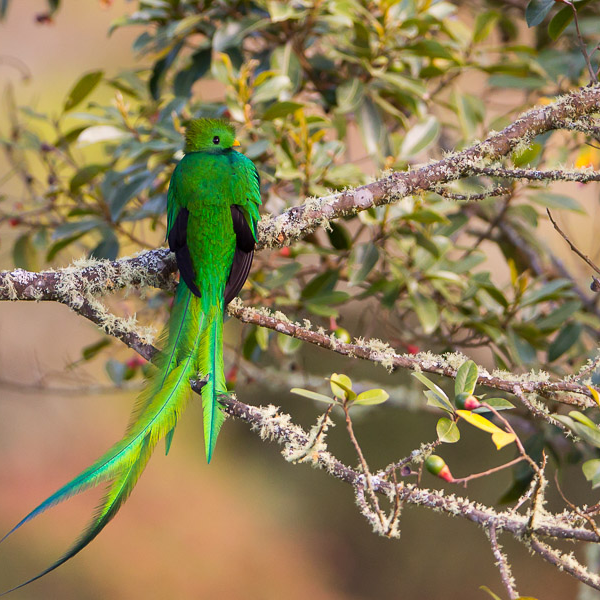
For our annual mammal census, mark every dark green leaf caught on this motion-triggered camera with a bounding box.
[173,48,211,97]
[548,322,582,362]
[525,0,555,27]
[301,270,339,299]
[64,70,103,112]
[90,228,119,261]
[69,164,107,194]
[46,231,87,262]
[349,243,379,285]
[327,221,352,250]
[52,219,100,241]
[520,279,572,307]
[82,338,111,361]
[150,43,183,101]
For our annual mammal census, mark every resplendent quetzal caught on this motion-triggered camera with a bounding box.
[1,119,261,592]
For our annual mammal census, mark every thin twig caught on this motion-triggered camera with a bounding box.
[452,456,525,486]
[547,209,600,275]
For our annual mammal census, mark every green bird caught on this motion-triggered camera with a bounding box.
[1,118,261,592]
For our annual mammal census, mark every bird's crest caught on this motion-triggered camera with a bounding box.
[184,118,237,153]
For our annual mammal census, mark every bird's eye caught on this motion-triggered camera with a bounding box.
[212,136,220,145]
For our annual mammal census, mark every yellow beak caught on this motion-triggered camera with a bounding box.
[233,139,241,147]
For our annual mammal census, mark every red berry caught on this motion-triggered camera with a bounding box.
[406,344,419,354]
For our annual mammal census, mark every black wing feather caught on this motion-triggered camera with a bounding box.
[224,205,255,306]
[168,207,202,298]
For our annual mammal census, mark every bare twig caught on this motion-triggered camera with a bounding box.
[547,209,600,275]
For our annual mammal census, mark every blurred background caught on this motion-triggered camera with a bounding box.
[0,1,600,599]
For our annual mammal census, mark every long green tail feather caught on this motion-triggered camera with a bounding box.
[0,282,210,591]
[198,299,227,463]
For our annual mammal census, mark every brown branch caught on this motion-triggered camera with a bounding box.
[225,302,595,408]
[256,85,600,249]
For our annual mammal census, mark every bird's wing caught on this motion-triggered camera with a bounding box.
[167,206,202,298]
[224,205,255,305]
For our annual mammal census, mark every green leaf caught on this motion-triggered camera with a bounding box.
[335,78,365,114]
[536,300,582,332]
[52,219,100,241]
[520,279,572,307]
[455,360,478,396]
[548,322,582,362]
[149,43,182,101]
[355,389,389,406]
[271,42,302,93]
[525,0,555,27]
[290,388,335,404]
[473,11,500,43]
[90,228,119,261]
[424,391,454,414]
[582,459,600,489]
[330,373,356,401]
[173,48,211,97]
[412,372,452,409]
[479,398,515,411]
[399,116,440,158]
[555,414,600,448]
[356,95,388,159]
[256,326,269,351]
[253,74,292,103]
[69,164,107,194]
[277,333,302,355]
[82,338,111,361]
[349,243,379,285]
[64,70,103,112]
[327,222,352,250]
[530,192,585,213]
[262,101,304,121]
[548,2,592,41]
[409,291,440,334]
[46,232,87,262]
[437,417,460,443]
[13,233,39,271]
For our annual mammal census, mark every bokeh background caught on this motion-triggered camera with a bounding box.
[0,2,599,599]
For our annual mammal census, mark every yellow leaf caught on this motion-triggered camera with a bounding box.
[491,430,517,450]
[457,410,516,449]
[588,385,600,408]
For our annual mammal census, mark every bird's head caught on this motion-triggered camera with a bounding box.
[184,118,240,154]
